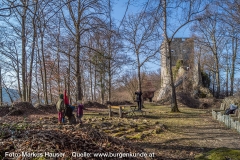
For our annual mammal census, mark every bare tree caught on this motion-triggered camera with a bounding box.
[192,6,229,98]
[26,0,38,102]
[1,0,28,101]
[119,72,139,101]
[19,0,27,102]
[0,0,26,17]
[86,32,111,104]
[122,6,160,108]
[159,0,209,112]
[61,0,106,101]
[216,0,240,96]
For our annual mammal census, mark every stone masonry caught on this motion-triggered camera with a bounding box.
[157,38,201,101]
[160,38,194,88]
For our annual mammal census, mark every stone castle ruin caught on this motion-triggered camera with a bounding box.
[157,38,202,101]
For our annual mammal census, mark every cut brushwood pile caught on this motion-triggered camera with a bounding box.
[0,121,144,159]
[0,102,56,117]
[0,102,146,160]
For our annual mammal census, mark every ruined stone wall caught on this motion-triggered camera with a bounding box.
[158,38,205,101]
[170,38,194,66]
[160,38,195,88]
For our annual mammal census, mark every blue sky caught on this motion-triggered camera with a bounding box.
[112,0,191,37]
[112,0,160,72]
[112,0,138,22]
[111,0,191,73]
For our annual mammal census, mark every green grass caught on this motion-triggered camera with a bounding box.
[195,147,240,160]
[83,103,210,142]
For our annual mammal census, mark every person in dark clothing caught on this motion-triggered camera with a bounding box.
[225,103,238,115]
[135,91,142,110]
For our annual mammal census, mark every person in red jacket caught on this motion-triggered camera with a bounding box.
[62,90,70,123]
[77,100,84,124]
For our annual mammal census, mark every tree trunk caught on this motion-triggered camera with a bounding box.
[100,76,105,104]
[57,21,61,95]
[0,67,2,105]
[137,57,142,110]
[17,55,22,100]
[162,0,179,112]
[68,48,71,103]
[108,64,112,102]
[107,55,112,102]
[37,36,46,104]
[212,39,220,98]
[27,3,37,102]
[90,63,94,101]
[40,31,48,104]
[168,42,179,112]
[94,64,97,101]
[57,51,61,94]
[21,1,27,102]
[230,36,237,96]
[82,66,86,102]
[49,80,53,104]
[75,33,82,101]
[107,0,112,102]
[212,72,215,97]
[215,65,220,98]
[35,55,41,103]
[226,56,229,97]
[137,54,142,92]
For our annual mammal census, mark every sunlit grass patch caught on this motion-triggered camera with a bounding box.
[126,133,145,140]
[195,147,240,160]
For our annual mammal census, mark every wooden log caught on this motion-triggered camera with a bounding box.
[119,106,123,118]
[109,105,112,117]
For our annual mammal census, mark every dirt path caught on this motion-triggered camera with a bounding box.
[133,108,240,160]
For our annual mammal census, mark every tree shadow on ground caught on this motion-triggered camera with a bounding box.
[140,115,160,119]
[133,141,214,160]
[177,92,200,108]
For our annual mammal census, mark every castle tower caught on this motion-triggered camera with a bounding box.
[161,38,194,87]
[170,38,194,66]
[157,38,195,100]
